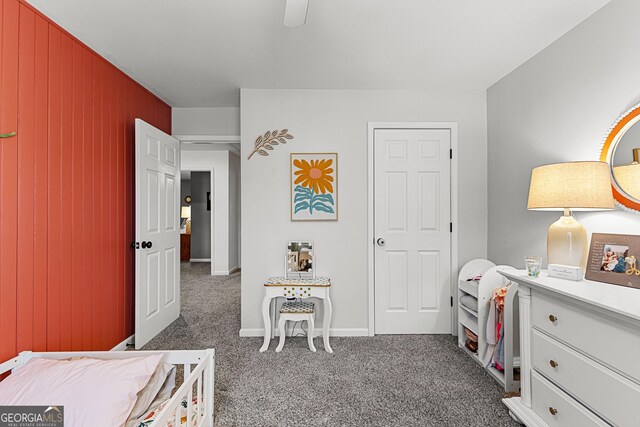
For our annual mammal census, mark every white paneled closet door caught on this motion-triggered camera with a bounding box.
[374,129,451,334]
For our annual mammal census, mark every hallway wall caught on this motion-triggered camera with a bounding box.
[181,179,191,208]
[191,172,212,260]
[229,153,241,270]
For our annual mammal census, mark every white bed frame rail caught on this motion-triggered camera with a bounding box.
[0,349,215,427]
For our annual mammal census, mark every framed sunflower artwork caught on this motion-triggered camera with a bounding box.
[291,153,338,221]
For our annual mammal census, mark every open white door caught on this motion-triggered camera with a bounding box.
[135,119,180,349]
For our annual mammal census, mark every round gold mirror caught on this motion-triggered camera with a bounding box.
[600,104,640,213]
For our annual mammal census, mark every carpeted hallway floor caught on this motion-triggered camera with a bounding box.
[143,262,519,427]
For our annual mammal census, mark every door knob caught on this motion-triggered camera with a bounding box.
[549,360,559,368]
[376,238,385,247]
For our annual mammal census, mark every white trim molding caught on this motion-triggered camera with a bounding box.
[213,270,236,275]
[110,334,135,351]
[179,161,216,276]
[189,258,212,263]
[212,265,240,275]
[174,135,240,143]
[367,122,459,337]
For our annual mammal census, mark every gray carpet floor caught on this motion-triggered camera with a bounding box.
[143,262,519,427]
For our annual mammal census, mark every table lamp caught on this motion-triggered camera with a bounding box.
[613,148,640,199]
[181,206,191,234]
[527,161,614,269]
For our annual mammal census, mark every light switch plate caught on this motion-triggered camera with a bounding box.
[548,264,583,281]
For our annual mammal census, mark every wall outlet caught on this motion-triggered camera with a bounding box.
[548,264,583,281]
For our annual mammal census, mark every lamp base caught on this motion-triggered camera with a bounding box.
[547,210,588,270]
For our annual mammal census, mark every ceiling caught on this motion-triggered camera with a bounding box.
[26,0,610,108]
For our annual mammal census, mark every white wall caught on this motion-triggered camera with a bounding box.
[173,107,240,135]
[488,0,640,267]
[229,152,241,270]
[182,150,231,275]
[240,88,488,335]
[190,172,212,259]
[181,179,191,208]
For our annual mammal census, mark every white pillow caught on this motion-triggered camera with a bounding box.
[0,354,162,427]
[125,362,176,427]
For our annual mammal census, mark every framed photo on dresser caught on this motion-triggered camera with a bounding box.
[585,233,640,289]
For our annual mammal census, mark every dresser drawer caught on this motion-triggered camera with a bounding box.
[532,290,640,383]
[531,371,608,427]
[533,330,640,426]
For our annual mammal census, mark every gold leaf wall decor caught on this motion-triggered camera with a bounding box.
[247,129,293,160]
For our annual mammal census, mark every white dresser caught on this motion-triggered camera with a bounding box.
[499,270,640,427]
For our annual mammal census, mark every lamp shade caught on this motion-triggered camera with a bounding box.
[181,206,191,218]
[614,164,640,199]
[527,161,614,211]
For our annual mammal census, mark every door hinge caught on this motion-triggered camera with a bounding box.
[450,296,453,307]
[449,148,452,159]
[450,222,453,233]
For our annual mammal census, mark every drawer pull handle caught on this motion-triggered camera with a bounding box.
[548,314,558,323]
[549,407,558,416]
[549,360,559,368]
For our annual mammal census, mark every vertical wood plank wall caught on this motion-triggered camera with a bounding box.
[0,0,172,361]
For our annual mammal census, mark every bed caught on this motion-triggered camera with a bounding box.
[0,349,215,427]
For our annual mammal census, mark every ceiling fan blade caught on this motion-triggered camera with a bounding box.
[284,0,309,28]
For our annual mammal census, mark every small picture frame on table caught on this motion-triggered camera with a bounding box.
[285,241,314,279]
[585,233,640,289]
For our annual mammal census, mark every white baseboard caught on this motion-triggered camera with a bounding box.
[239,329,260,337]
[211,266,240,275]
[239,328,369,337]
[189,258,211,262]
[111,334,135,351]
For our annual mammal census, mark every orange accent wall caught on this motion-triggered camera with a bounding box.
[0,0,172,361]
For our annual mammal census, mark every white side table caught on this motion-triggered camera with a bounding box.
[259,277,333,353]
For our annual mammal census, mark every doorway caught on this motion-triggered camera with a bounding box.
[367,123,458,335]
[180,143,241,276]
